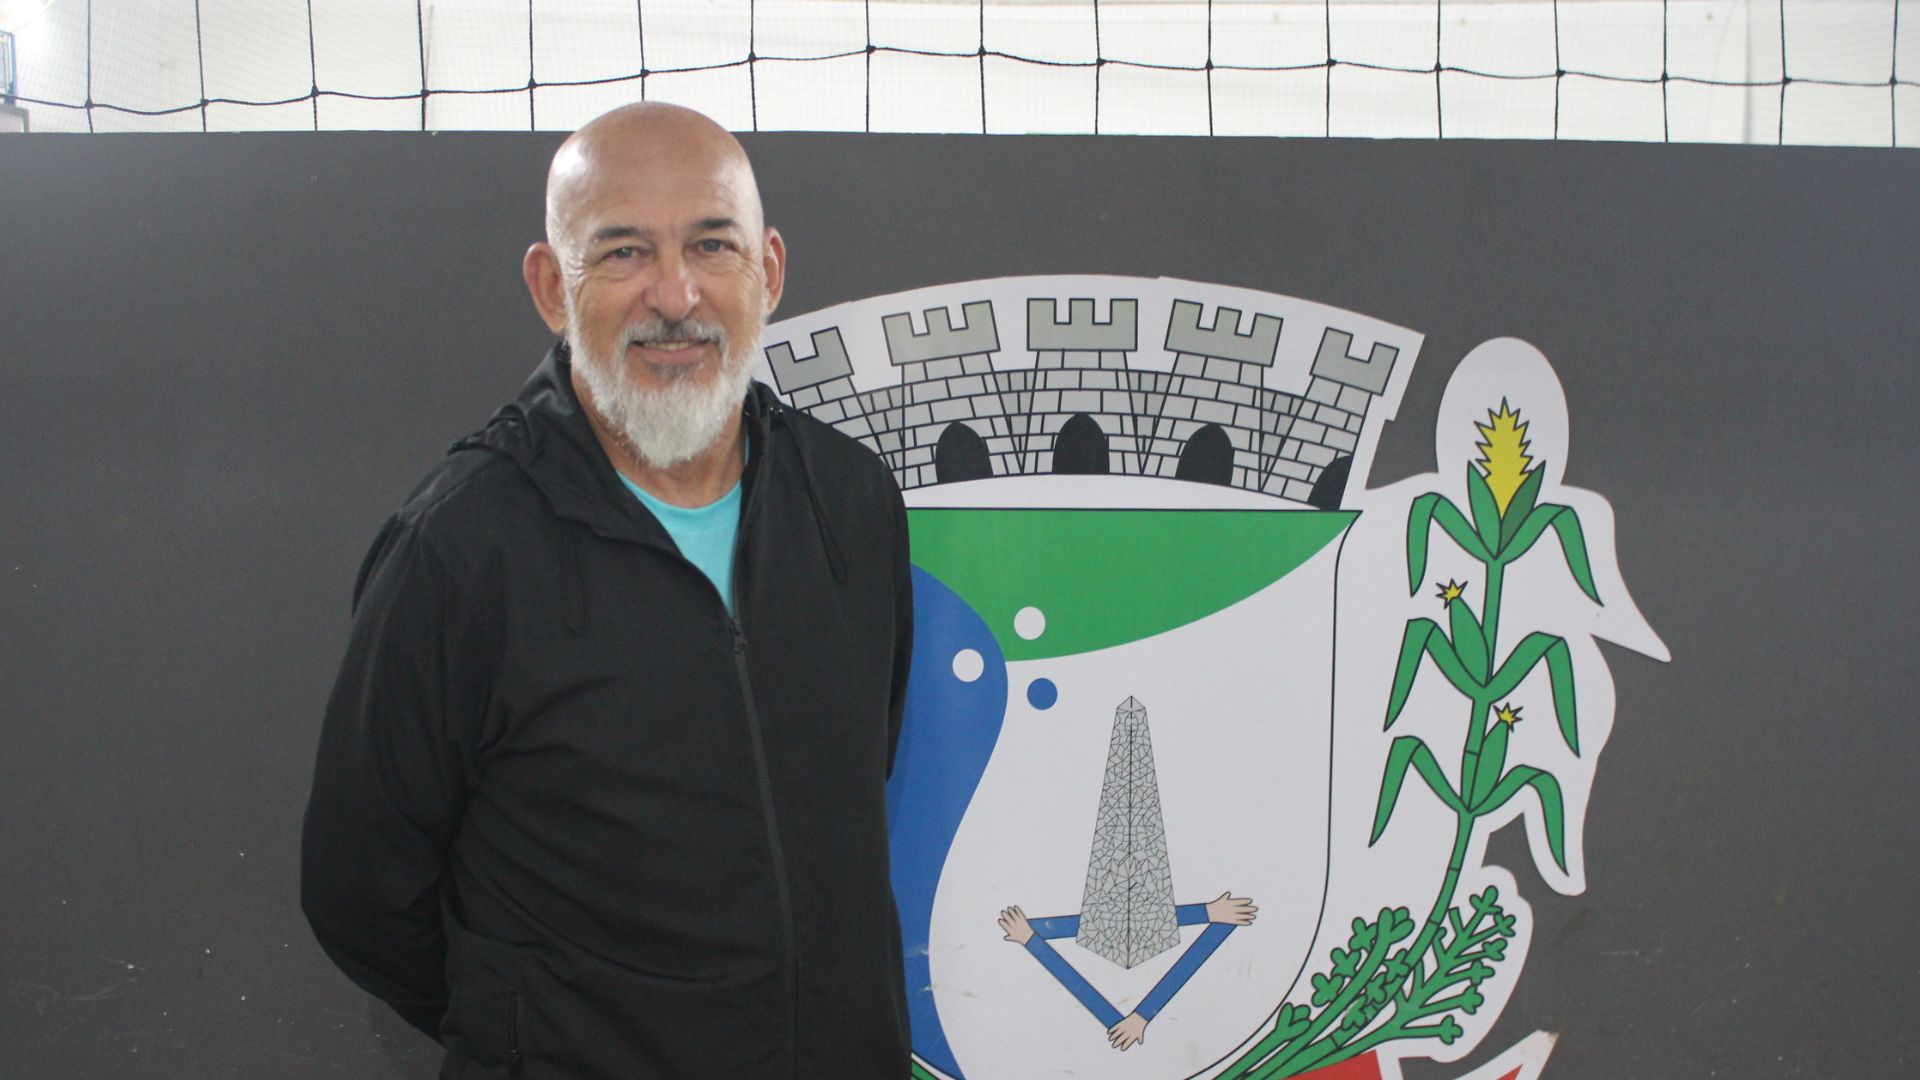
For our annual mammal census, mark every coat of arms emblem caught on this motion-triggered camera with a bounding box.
[760,276,1667,1080]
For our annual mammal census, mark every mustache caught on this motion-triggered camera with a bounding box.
[624,317,727,349]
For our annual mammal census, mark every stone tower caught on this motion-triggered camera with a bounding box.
[1076,696,1180,969]
[762,327,883,454]
[1024,297,1141,475]
[879,300,1007,488]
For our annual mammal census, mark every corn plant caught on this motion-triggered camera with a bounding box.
[1218,400,1597,1079]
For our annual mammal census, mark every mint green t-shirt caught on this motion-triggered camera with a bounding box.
[620,475,743,616]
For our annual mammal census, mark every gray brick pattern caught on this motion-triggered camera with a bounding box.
[1076,696,1181,970]
[760,294,1398,504]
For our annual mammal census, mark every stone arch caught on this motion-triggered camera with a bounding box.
[933,422,993,484]
[1174,423,1235,486]
[1308,455,1353,510]
[1053,414,1110,475]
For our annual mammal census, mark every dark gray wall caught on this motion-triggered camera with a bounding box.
[1,133,1914,1079]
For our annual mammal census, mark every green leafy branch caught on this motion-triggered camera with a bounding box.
[1216,887,1517,1078]
[1215,907,1416,1078]
[1337,885,1517,1064]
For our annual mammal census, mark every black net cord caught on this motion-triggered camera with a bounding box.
[192,0,206,132]
[1896,0,1906,145]
[1663,0,1671,142]
[415,0,427,129]
[1552,0,1561,138]
[306,0,319,130]
[1780,0,1788,143]
[82,0,91,131]
[976,0,984,132]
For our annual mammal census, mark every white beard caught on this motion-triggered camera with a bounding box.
[568,313,756,470]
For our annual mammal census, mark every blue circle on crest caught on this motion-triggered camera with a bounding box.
[1026,678,1059,710]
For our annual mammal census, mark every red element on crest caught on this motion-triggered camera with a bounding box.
[1291,1051,1525,1080]
[1294,1051,1384,1079]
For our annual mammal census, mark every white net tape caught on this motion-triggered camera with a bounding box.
[1,0,1912,144]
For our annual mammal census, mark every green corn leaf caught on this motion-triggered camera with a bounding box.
[1433,497,1491,563]
[1545,637,1580,756]
[1408,494,1491,594]
[1483,631,1564,701]
[1410,742,1466,816]
[1386,617,1481,727]
[1475,766,1568,871]
[1423,623,1479,695]
[1450,595,1489,683]
[1494,502,1602,604]
[1493,501,1560,566]
[1407,493,1438,595]
[1372,736,1463,845]
[1466,464,1501,548]
[1385,619,1437,729]
[1497,466,1545,552]
[1470,714,1512,808]
[1548,507,1602,603]
[1370,738,1420,843]
[1486,634,1579,755]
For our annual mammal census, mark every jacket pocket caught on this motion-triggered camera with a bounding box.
[437,988,522,1079]
[440,924,527,1077]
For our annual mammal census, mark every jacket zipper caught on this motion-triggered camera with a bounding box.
[726,411,801,1080]
[608,518,800,1077]
[726,620,799,1079]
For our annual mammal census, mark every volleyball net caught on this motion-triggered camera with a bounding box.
[0,0,1911,144]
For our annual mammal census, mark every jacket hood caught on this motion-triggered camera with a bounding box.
[453,342,845,578]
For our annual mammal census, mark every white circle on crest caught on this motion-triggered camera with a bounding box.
[951,649,985,683]
[1014,607,1046,640]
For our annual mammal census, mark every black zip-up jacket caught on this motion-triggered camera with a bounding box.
[301,345,913,1078]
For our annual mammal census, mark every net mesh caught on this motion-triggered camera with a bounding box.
[1,0,1913,145]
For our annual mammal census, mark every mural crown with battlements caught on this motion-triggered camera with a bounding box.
[759,279,1407,508]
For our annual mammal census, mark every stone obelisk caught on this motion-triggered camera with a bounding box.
[1076,696,1180,968]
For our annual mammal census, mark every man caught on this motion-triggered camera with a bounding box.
[301,103,914,1078]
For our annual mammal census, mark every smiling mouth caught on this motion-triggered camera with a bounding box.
[629,338,716,359]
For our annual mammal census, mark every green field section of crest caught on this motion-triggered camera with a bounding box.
[908,508,1356,661]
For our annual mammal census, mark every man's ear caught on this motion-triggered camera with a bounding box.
[761,227,787,317]
[524,242,569,334]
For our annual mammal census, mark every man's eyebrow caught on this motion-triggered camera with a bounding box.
[587,225,651,246]
[693,217,742,233]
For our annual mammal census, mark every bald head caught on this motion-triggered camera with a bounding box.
[520,102,788,480]
[544,102,766,259]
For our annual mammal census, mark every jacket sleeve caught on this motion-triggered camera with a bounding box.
[301,516,485,1041]
[885,485,914,776]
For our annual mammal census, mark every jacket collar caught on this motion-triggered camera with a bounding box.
[453,341,778,546]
